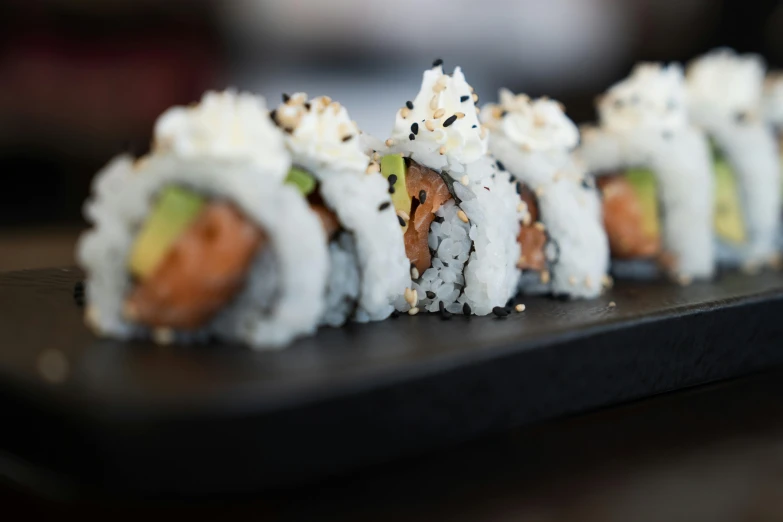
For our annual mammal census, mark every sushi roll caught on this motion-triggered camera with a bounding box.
[369,62,526,315]
[578,63,715,283]
[687,48,781,270]
[77,91,330,348]
[762,71,783,248]
[481,90,610,299]
[271,94,410,326]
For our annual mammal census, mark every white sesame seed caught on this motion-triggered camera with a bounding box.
[585,275,593,289]
[430,95,439,110]
[608,301,616,308]
[515,304,526,313]
[472,93,479,102]
[153,328,175,345]
[366,163,380,174]
[460,175,469,186]
[535,186,545,198]
[517,202,527,213]
[433,108,446,119]
[540,271,551,284]
[517,255,527,266]
[534,222,546,232]
[385,138,394,147]
[408,307,420,316]
[425,120,436,132]
[396,209,410,223]
[37,349,69,384]
[457,209,469,223]
[433,83,446,93]
[401,107,410,119]
[455,112,466,119]
[522,214,532,227]
[439,146,446,155]
[410,267,420,280]
[569,275,577,286]
[404,287,415,306]
[601,274,614,288]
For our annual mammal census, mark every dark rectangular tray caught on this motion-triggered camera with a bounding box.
[1,267,783,498]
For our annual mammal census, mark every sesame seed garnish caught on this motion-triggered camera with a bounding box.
[269,109,278,123]
[585,276,593,289]
[389,186,396,195]
[433,83,446,93]
[455,112,465,119]
[493,306,509,318]
[517,255,526,267]
[385,138,394,147]
[397,209,410,222]
[515,304,526,313]
[534,222,546,232]
[366,163,380,174]
[608,301,616,308]
[540,271,551,284]
[463,302,472,315]
[432,58,443,67]
[433,108,445,119]
[602,274,614,288]
[460,95,470,102]
[397,215,406,226]
[522,214,532,227]
[419,190,427,203]
[568,275,577,286]
[411,122,419,135]
[404,287,416,307]
[443,115,457,127]
[304,102,311,110]
[439,301,453,320]
[391,310,400,318]
[460,175,469,186]
[535,186,545,198]
[439,146,446,155]
[378,201,391,211]
[472,93,479,102]
[282,93,290,103]
[408,307,420,316]
[426,291,436,299]
[425,120,436,132]
[406,100,414,110]
[457,209,469,223]
[388,174,398,185]
[342,135,354,142]
[411,267,420,280]
[401,107,410,119]
[517,202,526,213]
[430,95,439,110]
[472,124,477,129]
[409,133,416,141]
[496,160,506,171]
[153,327,175,345]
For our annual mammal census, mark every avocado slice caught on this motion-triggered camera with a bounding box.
[285,167,317,196]
[128,186,205,279]
[624,168,660,240]
[713,157,745,244]
[381,154,411,233]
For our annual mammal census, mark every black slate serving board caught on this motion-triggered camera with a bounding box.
[1,267,783,498]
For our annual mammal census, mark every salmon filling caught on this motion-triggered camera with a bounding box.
[597,174,661,259]
[403,161,453,273]
[515,183,548,271]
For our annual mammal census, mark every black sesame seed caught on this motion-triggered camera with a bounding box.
[509,175,516,183]
[409,133,416,141]
[378,201,391,211]
[501,110,508,118]
[406,101,414,110]
[73,281,85,307]
[463,302,471,315]
[389,186,396,195]
[411,122,419,135]
[472,124,477,128]
[305,102,311,110]
[439,301,453,320]
[419,190,427,203]
[484,186,490,191]
[460,95,470,103]
[388,174,398,185]
[426,291,436,299]
[398,215,406,226]
[434,216,445,223]
[506,298,514,307]
[269,109,278,123]
[443,115,457,127]
[432,58,444,67]
[493,306,509,317]
[391,310,400,318]
[342,135,354,142]
[282,93,290,103]
[496,160,506,171]
[516,183,523,195]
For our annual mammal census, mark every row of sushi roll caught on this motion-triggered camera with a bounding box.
[77,48,783,349]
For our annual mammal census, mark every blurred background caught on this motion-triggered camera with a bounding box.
[2,0,783,269]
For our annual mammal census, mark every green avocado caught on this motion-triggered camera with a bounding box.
[285,167,317,196]
[713,157,745,244]
[381,154,412,232]
[624,168,660,240]
[129,186,205,279]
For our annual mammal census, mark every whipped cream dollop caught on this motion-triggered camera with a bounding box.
[273,93,369,176]
[389,65,487,168]
[687,48,765,122]
[598,63,688,134]
[481,89,579,152]
[763,73,783,127]
[154,90,289,182]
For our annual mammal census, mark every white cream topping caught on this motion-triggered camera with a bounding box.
[390,65,487,168]
[687,48,765,122]
[598,63,688,133]
[273,93,370,176]
[481,89,579,152]
[153,90,289,182]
